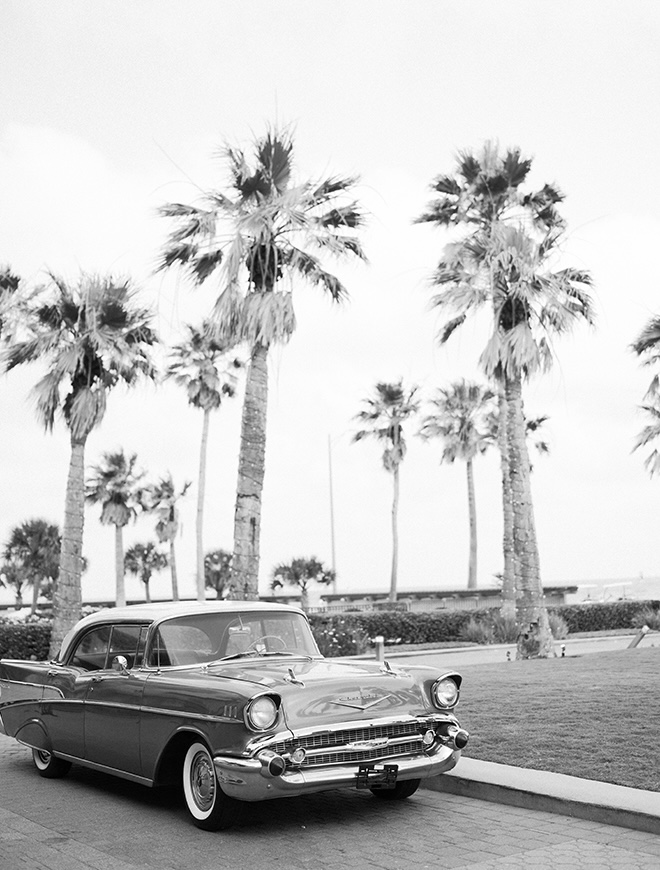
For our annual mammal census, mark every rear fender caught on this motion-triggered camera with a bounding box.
[15,719,50,752]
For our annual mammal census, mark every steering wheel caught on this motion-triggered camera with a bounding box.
[247,635,287,652]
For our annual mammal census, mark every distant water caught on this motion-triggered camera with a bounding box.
[565,576,660,604]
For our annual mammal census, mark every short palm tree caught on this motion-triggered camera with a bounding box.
[143,475,191,601]
[204,548,233,599]
[86,450,145,607]
[0,559,28,608]
[2,273,157,655]
[353,380,419,602]
[419,381,496,590]
[3,519,61,614]
[417,144,594,657]
[124,541,168,603]
[166,322,243,601]
[271,556,335,612]
[159,128,365,600]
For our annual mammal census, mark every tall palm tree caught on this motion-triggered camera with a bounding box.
[159,128,366,600]
[353,380,419,602]
[2,273,157,655]
[124,541,168,603]
[417,144,593,656]
[419,381,496,591]
[0,267,21,339]
[3,519,61,614]
[143,475,191,601]
[631,315,660,474]
[271,556,335,612]
[86,450,144,607]
[166,322,242,601]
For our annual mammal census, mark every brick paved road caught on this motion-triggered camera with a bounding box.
[2,736,660,870]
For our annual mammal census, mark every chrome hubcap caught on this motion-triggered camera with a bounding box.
[191,751,215,811]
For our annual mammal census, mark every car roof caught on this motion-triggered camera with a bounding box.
[57,600,306,660]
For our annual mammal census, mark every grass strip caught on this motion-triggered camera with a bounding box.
[454,646,660,792]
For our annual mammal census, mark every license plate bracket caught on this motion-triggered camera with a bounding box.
[355,763,399,790]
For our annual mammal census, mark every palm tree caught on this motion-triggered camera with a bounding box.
[159,128,366,600]
[2,273,157,655]
[124,542,168,603]
[3,519,61,614]
[166,322,243,602]
[271,556,335,612]
[419,381,496,591]
[204,548,233,599]
[86,450,144,607]
[0,559,28,608]
[353,380,419,602]
[416,144,594,657]
[631,316,660,474]
[0,267,21,339]
[143,475,191,601]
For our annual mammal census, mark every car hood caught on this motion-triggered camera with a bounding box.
[206,657,437,729]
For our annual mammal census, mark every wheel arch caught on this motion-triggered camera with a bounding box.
[152,728,207,787]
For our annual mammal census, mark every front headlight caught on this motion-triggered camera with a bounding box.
[245,694,279,731]
[431,674,461,709]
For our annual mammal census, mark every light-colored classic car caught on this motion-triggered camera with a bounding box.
[0,601,468,830]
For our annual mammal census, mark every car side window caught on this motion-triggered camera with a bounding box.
[69,626,112,671]
[107,624,146,670]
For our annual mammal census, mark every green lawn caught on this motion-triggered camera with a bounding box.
[453,646,660,792]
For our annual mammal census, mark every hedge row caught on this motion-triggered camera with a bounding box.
[1,600,658,661]
[0,622,51,660]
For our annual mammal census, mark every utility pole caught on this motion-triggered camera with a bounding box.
[328,435,337,593]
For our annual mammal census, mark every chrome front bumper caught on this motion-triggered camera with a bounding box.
[213,744,462,801]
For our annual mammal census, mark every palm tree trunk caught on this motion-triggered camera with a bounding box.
[300,584,309,613]
[466,458,478,590]
[504,373,553,658]
[49,434,85,659]
[30,576,40,615]
[196,408,210,602]
[498,388,516,618]
[169,539,179,601]
[230,343,268,600]
[144,576,151,603]
[389,464,400,602]
[115,524,126,607]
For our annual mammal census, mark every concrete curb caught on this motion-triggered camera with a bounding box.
[423,757,660,835]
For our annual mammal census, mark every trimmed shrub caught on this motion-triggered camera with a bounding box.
[549,600,660,634]
[631,605,660,631]
[0,622,52,660]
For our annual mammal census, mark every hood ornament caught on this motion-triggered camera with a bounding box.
[285,667,305,687]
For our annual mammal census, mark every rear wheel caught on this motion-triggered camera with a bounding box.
[182,741,238,831]
[32,748,71,779]
[370,778,421,800]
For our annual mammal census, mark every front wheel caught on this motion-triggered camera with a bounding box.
[182,742,239,831]
[371,778,421,800]
[32,748,71,779]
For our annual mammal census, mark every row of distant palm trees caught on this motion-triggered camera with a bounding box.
[0,514,331,615]
[2,131,660,659]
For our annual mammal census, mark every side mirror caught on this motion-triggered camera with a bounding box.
[112,655,129,673]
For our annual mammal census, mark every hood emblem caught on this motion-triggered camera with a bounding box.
[331,691,392,711]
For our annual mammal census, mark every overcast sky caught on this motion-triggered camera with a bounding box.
[1,1,660,605]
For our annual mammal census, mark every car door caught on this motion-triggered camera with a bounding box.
[83,623,149,776]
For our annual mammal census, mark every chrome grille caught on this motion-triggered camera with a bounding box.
[270,722,426,768]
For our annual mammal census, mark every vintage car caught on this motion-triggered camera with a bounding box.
[0,601,468,830]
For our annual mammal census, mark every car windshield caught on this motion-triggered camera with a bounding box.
[146,610,320,668]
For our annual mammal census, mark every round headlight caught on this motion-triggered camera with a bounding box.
[245,695,279,731]
[432,676,460,708]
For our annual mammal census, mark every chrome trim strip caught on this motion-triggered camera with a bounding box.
[54,752,153,787]
[301,733,420,759]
